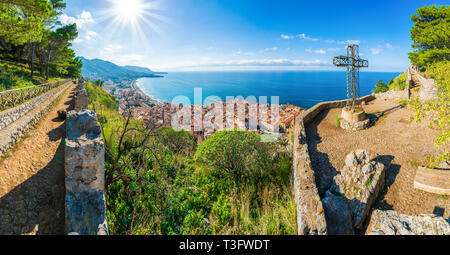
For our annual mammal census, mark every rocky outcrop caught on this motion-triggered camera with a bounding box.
[65,108,108,235]
[366,210,450,235]
[329,150,386,229]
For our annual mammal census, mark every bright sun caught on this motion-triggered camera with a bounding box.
[112,0,144,22]
[100,0,165,40]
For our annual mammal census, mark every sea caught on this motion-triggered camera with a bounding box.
[136,71,401,109]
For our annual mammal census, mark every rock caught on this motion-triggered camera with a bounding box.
[362,163,374,174]
[322,191,354,235]
[366,210,450,235]
[65,109,108,235]
[332,150,386,229]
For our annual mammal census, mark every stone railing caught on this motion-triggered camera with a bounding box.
[65,80,108,235]
[291,95,375,235]
[0,79,71,111]
[0,81,72,158]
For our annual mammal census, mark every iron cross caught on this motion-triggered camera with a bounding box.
[333,44,369,111]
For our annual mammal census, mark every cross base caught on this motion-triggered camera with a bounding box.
[340,108,370,131]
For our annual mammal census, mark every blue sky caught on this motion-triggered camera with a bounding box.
[62,0,444,72]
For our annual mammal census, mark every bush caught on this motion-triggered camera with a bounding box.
[194,130,272,180]
[388,73,407,91]
[372,80,389,94]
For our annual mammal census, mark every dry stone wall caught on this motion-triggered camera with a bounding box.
[291,95,375,235]
[65,80,108,235]
[0,81,72,158]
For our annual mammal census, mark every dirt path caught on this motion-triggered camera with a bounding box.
[0,84,74,235]
[305,98,449,219]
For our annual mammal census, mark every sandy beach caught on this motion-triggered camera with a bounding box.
[131,79,162,106]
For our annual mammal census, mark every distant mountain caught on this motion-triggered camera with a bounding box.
[123,65,154,74]
[80,57,164,81]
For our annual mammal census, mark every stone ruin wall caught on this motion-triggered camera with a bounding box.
[291,95,375,235]
[0,81,72,158]
[65,81,108,235]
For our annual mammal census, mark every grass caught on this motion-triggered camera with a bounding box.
[335,114,341,128]
[407,159,421,168]
[1,152,10,160]
[0,59,64,92]
[438,195,448,200]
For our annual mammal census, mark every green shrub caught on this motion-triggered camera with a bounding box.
[194,130,272,180]
[388,73,407,91]
[372,80,389,94]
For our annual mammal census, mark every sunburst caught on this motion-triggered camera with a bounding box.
[98,0,166,43]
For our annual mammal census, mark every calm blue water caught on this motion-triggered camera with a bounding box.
[137,71,400,109]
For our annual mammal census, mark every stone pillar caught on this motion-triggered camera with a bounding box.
[74,89,89,110]
[65,110,108,235]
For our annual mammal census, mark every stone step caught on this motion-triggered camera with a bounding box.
[414,167,450,195]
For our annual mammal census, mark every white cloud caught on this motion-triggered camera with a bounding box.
[100,44,124,55]
[196,59,329,67]
[386,43,393,49]
[280,33,360,45]
[280,33,319,41]
[371,48,382,55]
[306,48,326,54]
[337,40,361,45]
[103,54,145,66]
[59,11,94,29]
[263,47,278,52]
[298,33,319,41]
[327,47,340,52]
[281,34,294,39]
[73,30,99,44]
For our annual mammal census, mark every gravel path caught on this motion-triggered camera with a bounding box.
[305,98,449,218]
[0,85,74,235]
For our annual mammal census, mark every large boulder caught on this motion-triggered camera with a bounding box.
[366,210,450,235]
[330,150,386,229]
[322,191,354,235]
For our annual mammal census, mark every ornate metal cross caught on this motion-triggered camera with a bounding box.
[333,44,369,111]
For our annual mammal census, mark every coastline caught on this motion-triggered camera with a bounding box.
[131,79,162,106]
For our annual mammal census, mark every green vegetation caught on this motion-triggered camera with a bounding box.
[0,0,82,91]
[438,195,448,200]
[85,84,296,235]
[406,60,449,168]
[364,177,373,187]
[335,114,341,128]
[372,80,389,94]
[409,5,450,68]
[373,73,407,94]
[402,5,449,168]
[388,73,407,91]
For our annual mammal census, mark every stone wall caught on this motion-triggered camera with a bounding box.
[291,95,375,235]
[409,66,439,101]
[374,89,409,101]
[64,80,109,235]
[0,81,72,158]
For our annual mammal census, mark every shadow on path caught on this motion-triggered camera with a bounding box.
[305,109,339,196]
[0,142,65,235]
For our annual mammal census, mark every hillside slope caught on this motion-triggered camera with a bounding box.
[80,57,163,81]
